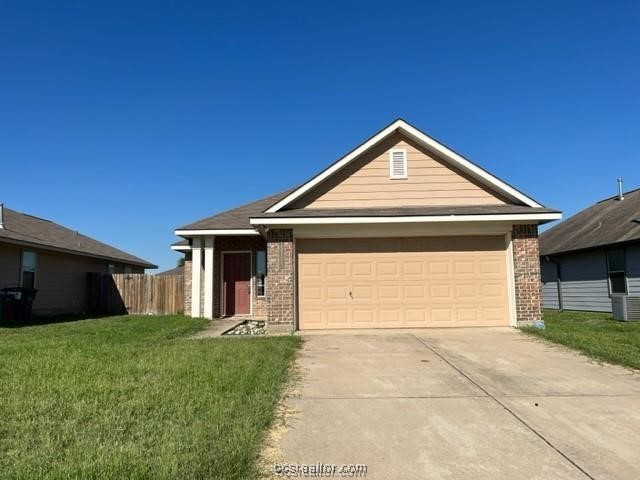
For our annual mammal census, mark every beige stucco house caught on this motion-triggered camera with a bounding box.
[173,119,560,330]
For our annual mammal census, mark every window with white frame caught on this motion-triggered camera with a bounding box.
[255,250,266,297]
[21,251,37,288]
[607,249,627,294]
[389,149,407,179]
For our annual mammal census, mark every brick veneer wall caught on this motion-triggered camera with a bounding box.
[266,229,295,325]
[512,224,543,326]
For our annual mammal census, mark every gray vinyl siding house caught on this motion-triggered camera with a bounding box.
[540,188,640,313]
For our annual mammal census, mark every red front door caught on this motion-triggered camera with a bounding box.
[223,253,251,316]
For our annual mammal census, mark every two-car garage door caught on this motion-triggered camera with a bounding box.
[297,236,510,329]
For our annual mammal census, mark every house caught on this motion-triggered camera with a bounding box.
[173,119,560,330]
[0,204,156,315]
[540,186,640,312]
[157,265,184,276]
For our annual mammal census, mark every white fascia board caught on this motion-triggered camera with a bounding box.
[250,213,561,225]
[266,119,543,212]
[170,245,191,251]
[174,229,259,236]
[265,121,402,212]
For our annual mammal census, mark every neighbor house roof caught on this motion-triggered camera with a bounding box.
[540,188,640,256]
[0,206,156,268]
[157,266,184,276]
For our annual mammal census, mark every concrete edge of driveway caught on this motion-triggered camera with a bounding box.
[296,326,515,336]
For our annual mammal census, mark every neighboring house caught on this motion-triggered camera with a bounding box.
[157,266,184,276]
[0,204,156,315]
[173,119,560,330]
[540,187,640,312]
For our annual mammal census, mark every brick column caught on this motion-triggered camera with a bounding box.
[266,228,294,325]
[512,224,542,326]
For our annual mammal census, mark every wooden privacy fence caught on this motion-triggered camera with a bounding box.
[88,273,184,315]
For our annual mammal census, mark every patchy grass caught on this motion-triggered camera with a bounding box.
[0,315,300,479]
[522,310,640,370]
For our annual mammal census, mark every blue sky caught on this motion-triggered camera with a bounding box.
[1,1,638,271]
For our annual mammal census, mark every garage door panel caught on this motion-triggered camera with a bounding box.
[327,310,349,325]
[352,262,373,276]
[403,261,424,275]
[326,262,348,277]
[379,309,401,324]
[298,237,509,329]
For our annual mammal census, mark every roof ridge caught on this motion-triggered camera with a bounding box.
[597,186,640,204]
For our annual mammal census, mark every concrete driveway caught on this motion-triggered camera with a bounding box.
[277,328,640,479]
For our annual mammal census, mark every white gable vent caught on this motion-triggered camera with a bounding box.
[389,149,407,179]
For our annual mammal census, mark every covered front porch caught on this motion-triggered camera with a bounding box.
[184,233,268,320]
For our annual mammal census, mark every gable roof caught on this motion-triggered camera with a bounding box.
[540,188,640,256]
[175,120,559,236]
[266,119,544,213]
[0,206,156,268]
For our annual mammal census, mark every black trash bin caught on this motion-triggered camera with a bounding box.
[1,287,38,323]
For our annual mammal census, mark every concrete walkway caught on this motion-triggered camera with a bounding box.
[278,328,640,479]
[190,318,244,338]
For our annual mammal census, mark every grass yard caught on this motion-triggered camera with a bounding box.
[523,310,640,370]
[0,315,300,479]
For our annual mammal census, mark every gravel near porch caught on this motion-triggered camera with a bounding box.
[191,318,294,338]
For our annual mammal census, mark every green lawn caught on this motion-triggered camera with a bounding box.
[523,310,640,370]
[0,315,300,479]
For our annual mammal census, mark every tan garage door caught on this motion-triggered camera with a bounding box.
[297,236,510,329]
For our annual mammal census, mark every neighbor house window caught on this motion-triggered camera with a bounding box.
[107,263,116,274]
[255,250,266,297]
[124,265,132,274]
[607,249,627,294]
[21,251,37,288]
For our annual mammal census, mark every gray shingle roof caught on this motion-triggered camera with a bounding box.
[157,266,184,276]
[178,189,295,230]
[0,207,156,268]
[176,190,556,233]
[540,188,640,256]
[253,205,559,219]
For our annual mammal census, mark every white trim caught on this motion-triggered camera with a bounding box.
[191,237,202,318]
[266,119,543,212]
[251,213,561,226]
[203,237,215,319]
[175,229,258,236]
[388,148,407,179]
[505,232,518,327]
[220,251,253,317]
[171,245,191,251]
[255,250,267,298]
[292,222,514,239]
[19,249,38,289]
